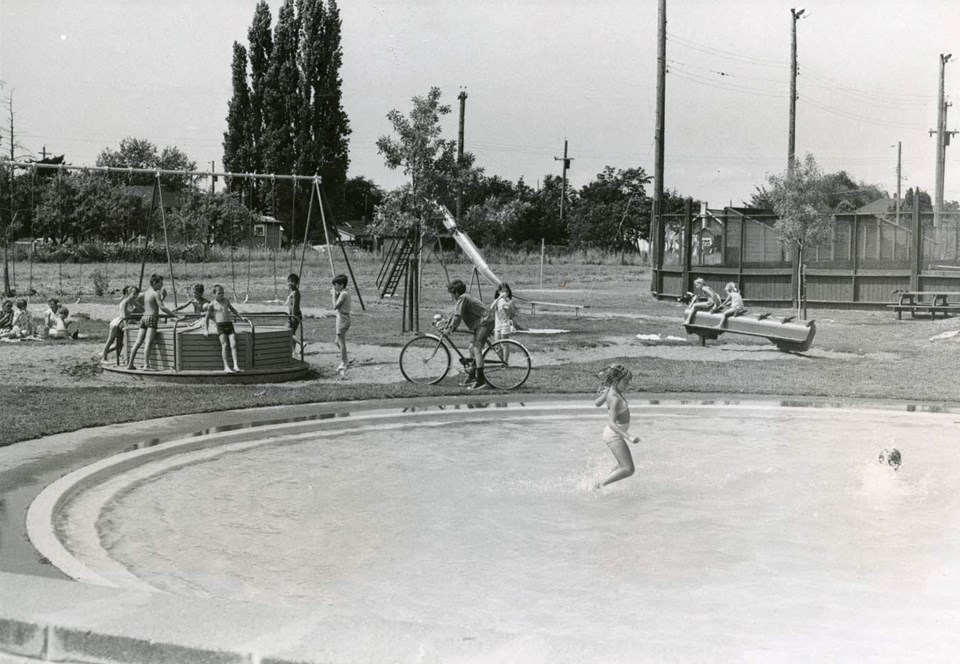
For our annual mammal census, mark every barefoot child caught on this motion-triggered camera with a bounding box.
[204,284,243,372]
[594,364,641,489]
[101,286,139,360]
[126,274,178,370]
[284,274,303,352]
[717,282,746,328]
[331,274,351,377]
[492,282,517,362]
[684,277,722,324]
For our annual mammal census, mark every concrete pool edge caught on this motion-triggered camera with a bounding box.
[6,392,960,663]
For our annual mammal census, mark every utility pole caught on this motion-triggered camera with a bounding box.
[210,161,216,195]
[895,141,902,222]
[554,139,573,224]
[652,0,666,294]
[456,88,467,223]
[788,7,805,176]
[930,53,956,226]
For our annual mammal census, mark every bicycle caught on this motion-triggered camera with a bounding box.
[399,314,532,389]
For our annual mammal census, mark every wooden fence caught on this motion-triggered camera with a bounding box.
[651,199,960,308]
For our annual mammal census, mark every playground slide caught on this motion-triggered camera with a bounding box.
[434,203,503,286]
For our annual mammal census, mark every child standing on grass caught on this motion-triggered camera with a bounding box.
[331,274,351,378]
[285,274,304,353]
[492,283,517,361]
[593,364,641,489]
[204,284,243,373]
[101,286,139,360]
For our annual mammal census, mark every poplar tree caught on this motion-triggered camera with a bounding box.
[222,42,253,186]
[262,0,299,179]
[297,0,351,200]
[247,1,273,175]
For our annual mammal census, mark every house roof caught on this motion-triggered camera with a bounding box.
[854,197,899,215]
[258,215,284,224]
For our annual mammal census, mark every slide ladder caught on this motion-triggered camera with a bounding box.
[377,229,416,298]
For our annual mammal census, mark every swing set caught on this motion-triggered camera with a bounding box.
[3,160,364,383]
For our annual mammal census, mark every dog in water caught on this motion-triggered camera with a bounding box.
[879,448,902,471]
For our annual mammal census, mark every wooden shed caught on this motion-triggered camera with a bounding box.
[252,216,284,250]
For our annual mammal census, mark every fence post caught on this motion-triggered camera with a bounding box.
[682,198,693,292]
[911,195,921,291]
[851,214,859,303]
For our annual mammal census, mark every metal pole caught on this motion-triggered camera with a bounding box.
[456,88,467,223]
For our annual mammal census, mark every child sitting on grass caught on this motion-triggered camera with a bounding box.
[48,306,79,339]
[0,298,32,339]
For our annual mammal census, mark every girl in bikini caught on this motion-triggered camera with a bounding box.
[593,364,641,489]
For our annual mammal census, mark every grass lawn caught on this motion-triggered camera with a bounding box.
[3,252,959,447]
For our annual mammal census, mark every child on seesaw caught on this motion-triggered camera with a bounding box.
[717,282,746,328]
[204,284,243,373]
[593,363,641,489]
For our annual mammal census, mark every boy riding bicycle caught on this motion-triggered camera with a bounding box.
[442,279,495,390]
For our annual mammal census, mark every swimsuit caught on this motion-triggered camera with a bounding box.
[216,321,235,336]
[139,314,159,330]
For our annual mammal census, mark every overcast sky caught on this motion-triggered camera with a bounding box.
[2,0,959,207]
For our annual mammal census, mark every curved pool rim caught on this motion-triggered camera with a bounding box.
[24,393,960,593]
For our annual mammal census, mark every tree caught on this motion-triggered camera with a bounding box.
[247,1,273,176]
[902,187,933,211]
[96,137,197,191]
[375,87,477,229]
[569,166,651,250]
[222,42,254,182]
[296,0,351,197]
[341,176,384,222]
[768,154,832,314]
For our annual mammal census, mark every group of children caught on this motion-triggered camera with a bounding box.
[0,297,82,341]
[104,272,352,377]
[684,277,746,327]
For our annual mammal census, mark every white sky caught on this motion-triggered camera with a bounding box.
[2,0,959,207]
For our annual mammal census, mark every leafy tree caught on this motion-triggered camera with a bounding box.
[902,187,933,211]
[768,154,832,313]
[460,197,531,248]
[340,176,384,222]
[510,174,569,248]
[569,166,651,250]
[96,137,197,191]
[178,191,260,248]
[375,87,478,229]
[262,0,299,181]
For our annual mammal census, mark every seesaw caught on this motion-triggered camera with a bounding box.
[683,310,816,352]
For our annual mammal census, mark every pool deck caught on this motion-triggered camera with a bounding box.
[3,394,958,663]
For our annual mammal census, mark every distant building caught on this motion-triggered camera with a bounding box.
[252,216,284,250]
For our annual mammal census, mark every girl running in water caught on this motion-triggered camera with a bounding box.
[594,364,641,489]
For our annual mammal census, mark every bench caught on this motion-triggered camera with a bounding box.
[888,291,960,319]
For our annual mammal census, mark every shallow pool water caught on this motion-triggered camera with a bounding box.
[55,403,960,661]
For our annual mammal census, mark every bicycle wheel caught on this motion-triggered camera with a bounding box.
[482,339,531,390]
[399,334,451,385]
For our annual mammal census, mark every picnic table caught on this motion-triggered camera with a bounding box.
[888,291,960,319]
